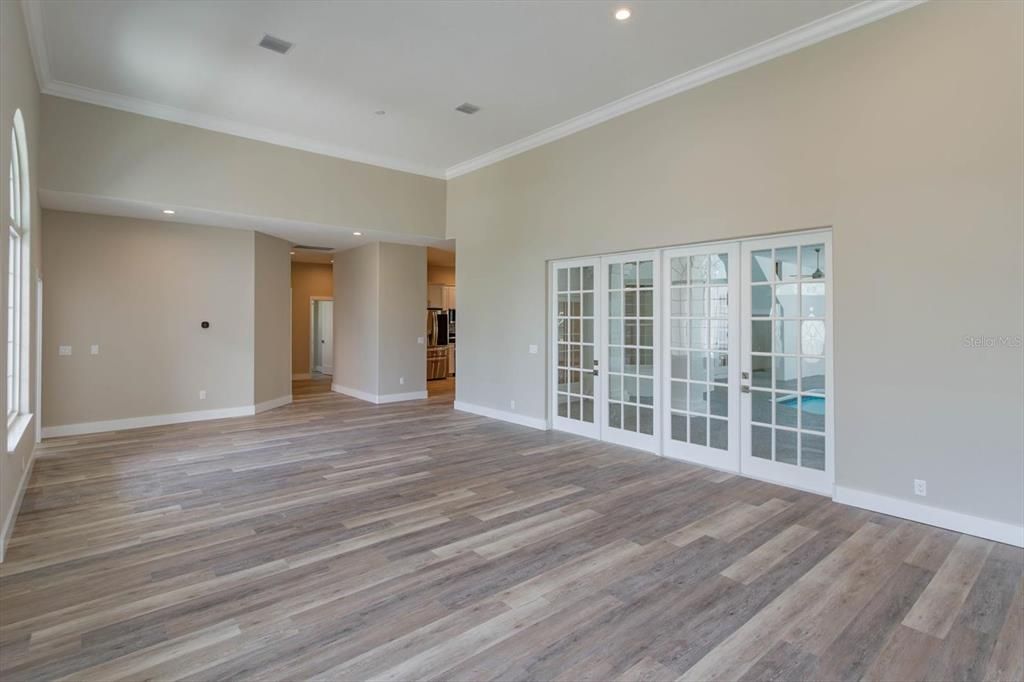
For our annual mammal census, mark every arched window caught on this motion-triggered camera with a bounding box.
[7,109,28,424]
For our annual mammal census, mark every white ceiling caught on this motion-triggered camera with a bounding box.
[23,0,918,180]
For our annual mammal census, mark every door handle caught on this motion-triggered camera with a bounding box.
[741,371,750,380]
[593,369,599,377]
[741,385,750,393]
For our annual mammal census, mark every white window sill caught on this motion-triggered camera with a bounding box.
[7,413,33,454]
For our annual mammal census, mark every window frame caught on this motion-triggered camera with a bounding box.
[7,110,29,431]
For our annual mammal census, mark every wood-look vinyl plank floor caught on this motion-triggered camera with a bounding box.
[0,386,1020,681]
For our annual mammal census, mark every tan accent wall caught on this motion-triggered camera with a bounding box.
[291,263,333,376]
[447,1,1023,525]
[253,232,292,404]
[333,244,380,396]
[0,0,42,558]
[428,265,455,286]
[42,210,256,425]
[378,243,427,396]
[39,96,447,240]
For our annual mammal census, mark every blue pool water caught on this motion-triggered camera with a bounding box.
[776,394,825,415]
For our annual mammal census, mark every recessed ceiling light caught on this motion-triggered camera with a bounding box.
[353,232,363,236]
[615,8,631,21]
[162,209,175,215]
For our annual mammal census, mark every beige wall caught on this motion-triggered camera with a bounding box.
[428,265,456,286]
[379,243,427,395]
[40,96,447,240]
[291,262,334,376]
[0,0,42,558]
[42,211,256,425]
[333,244,380,396]
[253,232,292,404]
[447,1,1023,526]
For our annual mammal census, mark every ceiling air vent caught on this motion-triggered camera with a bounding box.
[293,245,334,251]
[259,34,294,55]
[455,102,481,115]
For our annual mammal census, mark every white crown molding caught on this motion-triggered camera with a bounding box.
[444,0,926,179]
[20,0,50,89]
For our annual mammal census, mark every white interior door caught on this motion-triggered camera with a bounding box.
[551,259,600,438]
[662,243,740,471]
[600,252,660,452]
[318,300,334,375]
[740,233,833,495]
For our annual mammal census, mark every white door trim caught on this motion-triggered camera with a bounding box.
[549,257,601,438]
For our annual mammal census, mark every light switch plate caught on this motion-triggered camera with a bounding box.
[417,336,424,345]
[59,345,72,356]
[528,344,539,354]
[90,345,100,355]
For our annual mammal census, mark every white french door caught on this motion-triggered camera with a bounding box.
[740,233,833,495]
[550,229,833,496]
[661,243,741,471]
[600,252,660,452]
[551,259,601,438]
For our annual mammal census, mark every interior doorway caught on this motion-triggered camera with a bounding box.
[311,297,334,375]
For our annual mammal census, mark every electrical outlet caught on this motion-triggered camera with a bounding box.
[914,479,927,496]
[90,344,100,355]
[199,390,207,400]
[528,344,538,354]
[399,376,405,385]
[510,399,516,410]
[59,345,72,356]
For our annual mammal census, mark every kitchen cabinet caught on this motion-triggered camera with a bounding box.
[427,284,444,308]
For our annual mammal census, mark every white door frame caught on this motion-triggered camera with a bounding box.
[548,228,835,497]
[549,257,601,438]
[309,296,333,375]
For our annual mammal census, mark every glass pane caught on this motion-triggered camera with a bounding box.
[751,389,772,424]
[776,393,799,428]
[582,319,594,343]
[709,384,728,417]
[774,356,799,391]
[582,292,594,316]
[801,244,825,280]
[710,320,728,351]
[709,254,728,285]
[752,321,772,353]
[751,249,772,283]
[609,319,622,345]
[752,285,772,317]
[570,343,581,368]
[690,416,708,446]
[639,348,654,376]
[557,268,568,292]
[775,320,799,355]
[570,319,581,343]
[775,247,798,281]
[801,357,825,392]
[558,394,569,417]
[638,407,654,435]
[581,371,593,397]
[624,348,637,374]
[671,381,687,410]
[623,262,637,288]
[671,413,687,442]
[689,320,708,349]
[609,291,623,316]
[670,320,688,348]
[558,343,568,368]
[752,425,772,459]
[802,433,826,470]
[609,346,622,372]
[570,396,580,419]
[776,430,798,465]
[624,320,637,345]
[775,284,798,318]
[623,404,637,431]
[558,294,569,317]
[671,287,688,316]
[639,289,654,317]
[622,375,637,403]
[801,320,826,356]
[802,283,825,318]
[582,266,594,290]
[671,257,688,285]
[638,378,654,406]
[690,255,708,284]
[609,263,622,289]
[671,350,687,379]
[558,319,569,342]
[709,286,728,317]
[639,320,654,347]
[582,398,594,423]
[558,369,569,392]
[709,353,728,383]
[690,287,707,317]
[638,260,654,288]
[569,370,580,394]
[624,290,637,317]
[570,293,581,316]
[609,402,621,428]
[570,267,581,291]
[800,395,826,432]
[608,374,622,400]
[751,354,772,389]
[690,352,708,382]
[688,383,708,413]
[709,418,728,451]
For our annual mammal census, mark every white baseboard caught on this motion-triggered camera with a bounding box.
[254,394,293,414]
[331,384,427,404]
[41,405,257,438]
[292,373,311,380]
[454,400,549,431]
[834,485,1024,548]
[0,445,38,563]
